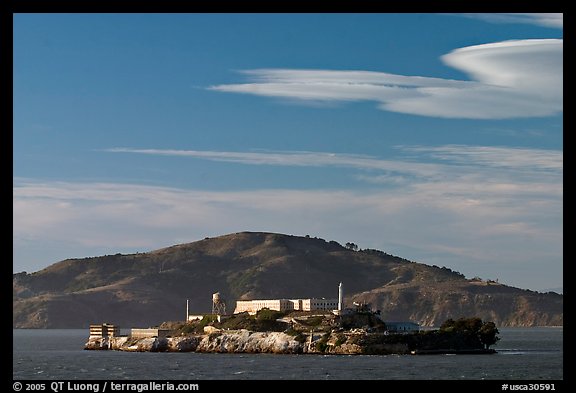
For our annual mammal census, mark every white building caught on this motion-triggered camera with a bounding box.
[302,298,339,312]
[234,298,338,315]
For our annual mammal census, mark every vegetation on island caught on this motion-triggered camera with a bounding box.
[440,317,499,349]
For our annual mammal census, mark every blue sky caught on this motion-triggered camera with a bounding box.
[13,13,563,292]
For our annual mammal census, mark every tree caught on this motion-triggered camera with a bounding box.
[440,317,500,349]
[461,317,483,333]
[440,317,482,333]
[345,242,359,251]
[478,321,500,349]
[439,318,455,332]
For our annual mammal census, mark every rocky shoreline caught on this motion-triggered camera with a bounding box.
[84,329,496,355]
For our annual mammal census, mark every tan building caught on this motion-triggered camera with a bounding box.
[89,323,120,337]
[302,298,339,311]
[234,298,338,315]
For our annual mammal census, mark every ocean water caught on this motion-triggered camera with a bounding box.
[13,328,562,380]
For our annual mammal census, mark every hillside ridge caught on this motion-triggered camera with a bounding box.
[13,231,563,328]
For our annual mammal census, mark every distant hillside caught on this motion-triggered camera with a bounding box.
[13,232,563,328]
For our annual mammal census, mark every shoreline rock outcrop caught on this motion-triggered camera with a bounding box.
[86,330,304,354]
[85,329,495,355]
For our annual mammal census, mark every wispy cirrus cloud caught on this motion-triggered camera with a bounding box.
[106,145,562,177]
[459,13,563,29]
[102,144,562,236]
[104,147,442,177]
[105,146,563,202]
[402,145,563,171]
[15,144,562,289]
[13,168,562,290]
[209,39,562,119]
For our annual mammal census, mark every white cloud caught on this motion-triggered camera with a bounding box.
[13,172,562,291]
[104,147,442,177]
[15,144,562,290]
[209,39,562,119]
[106,145,563,180]
[402,145,563,171]
[460,13,563,29]
[442,40,562,99]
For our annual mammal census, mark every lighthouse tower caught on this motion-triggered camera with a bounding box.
[338,282,343,312]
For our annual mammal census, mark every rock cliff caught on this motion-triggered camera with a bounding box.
[85,331,302,354]
[84,328,495,355]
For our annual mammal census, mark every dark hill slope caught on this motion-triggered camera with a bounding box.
[13,232,562,328]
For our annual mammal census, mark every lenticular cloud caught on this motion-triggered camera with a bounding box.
[210,39,562,119]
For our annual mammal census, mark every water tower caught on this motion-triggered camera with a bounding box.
[212,292,227,315]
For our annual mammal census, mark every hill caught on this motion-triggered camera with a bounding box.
[13,231,563,328]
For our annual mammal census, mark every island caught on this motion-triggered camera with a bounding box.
[85,310,499,355]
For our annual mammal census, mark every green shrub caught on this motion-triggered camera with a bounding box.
[284,327,307,343]
[256,308,286,322]
[180,324,195,334]
[315,340,328,352]
[304,316,324,327]
[193,315,217,333]
[294,333,306,343]
[315,333,331,352]
[334,334,346,346]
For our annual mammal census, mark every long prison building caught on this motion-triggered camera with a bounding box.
[234,298,338,315]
